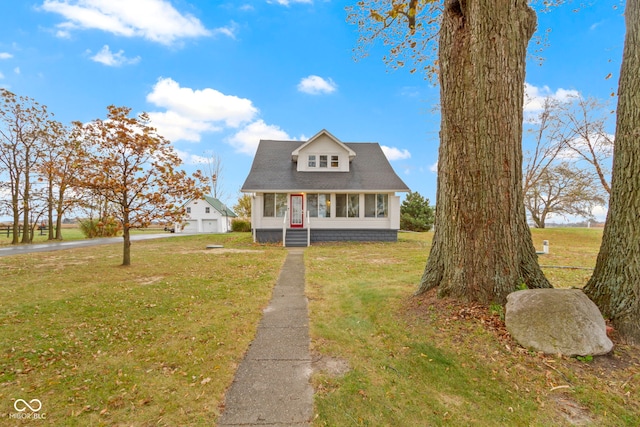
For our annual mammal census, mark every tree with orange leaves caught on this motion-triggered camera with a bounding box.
[75,105,206,266]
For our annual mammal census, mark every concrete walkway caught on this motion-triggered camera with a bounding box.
[218,248,313,426]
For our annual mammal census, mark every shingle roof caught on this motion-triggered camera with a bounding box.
[241,139,410,192]
[203,196,237,217]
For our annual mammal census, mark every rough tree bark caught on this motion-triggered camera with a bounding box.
[416,0,551,304]
[583,0,640,344]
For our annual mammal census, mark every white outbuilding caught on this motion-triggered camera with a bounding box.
[177,196,237,234]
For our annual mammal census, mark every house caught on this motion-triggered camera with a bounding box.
[241,129,410,246]
[177,196,237,233]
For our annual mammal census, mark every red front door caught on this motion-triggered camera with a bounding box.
[290,194,303,228]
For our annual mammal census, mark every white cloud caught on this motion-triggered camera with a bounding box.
[228,120,291,155]
[381,145,411,161]
[14,67,20,75]
[429,162,438,173]
[40,0,212,45]
[174,149,210,166]
[147,110,221,142]
[270,0,313,5]
[145,78,290,154]
[211,22,239,39]
[147,77,258,129]
[590,21,603,31]
[591,205,608,222]
[146,78,289,153]
[524,82,580,113]
[297,75,337,95]
[90,45,140,66]
[0,52,13,59]
[0,72,4,79]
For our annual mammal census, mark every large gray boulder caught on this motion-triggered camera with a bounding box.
[505,289,613,357]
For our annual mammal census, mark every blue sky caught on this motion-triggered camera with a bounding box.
[0,0,626,215]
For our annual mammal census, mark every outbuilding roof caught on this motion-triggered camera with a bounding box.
[241,139,410,193]
[202,195,237,217]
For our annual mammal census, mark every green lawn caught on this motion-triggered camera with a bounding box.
[307,229,639,426]
[0,228,638,426]
[0,233,286,425]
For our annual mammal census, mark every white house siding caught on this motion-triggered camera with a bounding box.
[295,134,351,173]
[251,192,400,231]
[178,198,235,233]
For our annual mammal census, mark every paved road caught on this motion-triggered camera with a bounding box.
[0,233,182,257]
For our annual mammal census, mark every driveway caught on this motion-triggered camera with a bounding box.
[0,234,184,258]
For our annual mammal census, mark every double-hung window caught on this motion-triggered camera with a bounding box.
[365,194,388,218]
[336,194,359,218]
[307,194,331,218]
[308,155,316,168]
[263,193,288,217]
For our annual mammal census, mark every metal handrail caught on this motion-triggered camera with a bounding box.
[282,208,288,247]
[306,210,310,247]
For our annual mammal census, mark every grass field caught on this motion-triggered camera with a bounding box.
[307,228,639,426]
[0,228,638,426]
[0,233,286,425]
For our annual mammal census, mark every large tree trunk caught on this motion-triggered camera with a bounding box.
[583,0,640,344]
[417,0,551,304]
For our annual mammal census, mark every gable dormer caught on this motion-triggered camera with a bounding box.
[291,129,356,172]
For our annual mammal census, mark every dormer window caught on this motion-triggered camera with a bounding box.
[291,130,356,172]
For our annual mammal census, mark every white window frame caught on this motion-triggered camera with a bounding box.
[331,155,339,168]
[365,194,388,218]
[307,193,331,218]
[263,193,288,218]
[336,193,360,218]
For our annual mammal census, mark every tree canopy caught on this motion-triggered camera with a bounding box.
[75,105,206,266]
